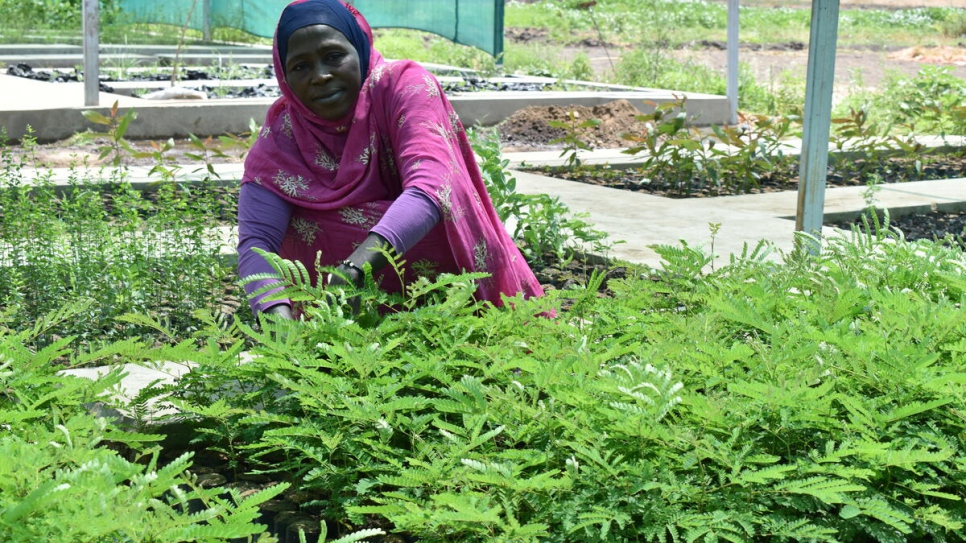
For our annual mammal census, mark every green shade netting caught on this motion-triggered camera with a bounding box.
[116,0,504,58]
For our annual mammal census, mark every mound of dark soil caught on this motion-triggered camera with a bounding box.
[498,99,650,152]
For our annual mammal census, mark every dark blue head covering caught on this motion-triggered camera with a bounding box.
[276,0,371,82]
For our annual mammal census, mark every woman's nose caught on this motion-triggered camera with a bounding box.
[310,65,333,83]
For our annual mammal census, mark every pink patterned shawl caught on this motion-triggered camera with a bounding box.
[241,1,544,306]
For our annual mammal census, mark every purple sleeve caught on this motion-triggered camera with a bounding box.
[237,183,292,314]
[370,187,441,254]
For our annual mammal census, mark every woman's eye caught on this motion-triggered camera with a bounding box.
[326,53,345,64]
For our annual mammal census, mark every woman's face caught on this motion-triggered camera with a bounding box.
[285,24,362,121]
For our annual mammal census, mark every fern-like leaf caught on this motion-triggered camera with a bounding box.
[775,476,865,504]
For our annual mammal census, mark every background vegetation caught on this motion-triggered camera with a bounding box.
[3,0,965,125]
[2,1,966,541]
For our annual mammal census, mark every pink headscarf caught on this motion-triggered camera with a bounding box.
[242,0,545,306]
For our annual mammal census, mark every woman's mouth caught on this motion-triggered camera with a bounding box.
[314,89,344,104]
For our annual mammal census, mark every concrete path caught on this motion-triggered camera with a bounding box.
[15,158,966,271]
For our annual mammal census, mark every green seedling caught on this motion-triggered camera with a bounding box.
[77,100,138,167]
[549,108,601,171]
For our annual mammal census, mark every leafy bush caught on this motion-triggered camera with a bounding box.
[469,125,610,266]
[616,97,799,197]
[0,303,287,542]
[152,219,966,543]
[840,66,966,135]
[0,132,240,347]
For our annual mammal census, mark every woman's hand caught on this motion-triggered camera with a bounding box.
[328,263,363,315]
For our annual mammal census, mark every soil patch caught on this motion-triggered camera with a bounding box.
[534,153,966,198]
[829,208,966,245]
[498,98,649,152]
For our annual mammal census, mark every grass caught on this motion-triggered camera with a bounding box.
[503,1,965,48]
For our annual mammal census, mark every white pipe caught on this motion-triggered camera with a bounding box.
[83,0,99,106]
[727,0,739,125]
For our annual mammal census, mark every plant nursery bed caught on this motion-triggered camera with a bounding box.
[6,62,584,100]
[532,154,966,199]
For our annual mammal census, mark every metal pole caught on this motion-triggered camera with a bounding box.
[795,0,840,252]
[726,0,739,125]
[82,0,99,106]
[203,0,211,41]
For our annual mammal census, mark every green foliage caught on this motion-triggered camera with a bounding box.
[939,9,966,39]
[75,101,258,178]
[616,97,799,197]
[0,305,286,542]
[738,65,807,118]
[469,125,610,266]
[8,162,966,541]
[373,28,500,75]
[548,108,602,171]
[0,0,122,41]
[706,113,798,194]
[77,100,139,167]
[153,221,966,542]
[505,1,962,49]
[0,134,240,346]
[468,125,523,225]
[840,66,966,136]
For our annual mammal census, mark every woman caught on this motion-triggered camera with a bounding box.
[237,0,545,318]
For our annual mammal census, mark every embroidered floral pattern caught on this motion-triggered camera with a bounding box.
[340,206,378,229]
[424,75,440,98]
[357,134,375,165]
[449,111,462,134]
[315,147,339,171]
[273,170,309,197]
[291,217,320,244]
[473,239,488,272]
[281,114,293,138]
[426,121,455,151]
[368,63,389,88]
[405,82,425,96]
[435,182,465,223]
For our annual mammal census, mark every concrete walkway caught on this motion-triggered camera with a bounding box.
[14,157,966,271]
